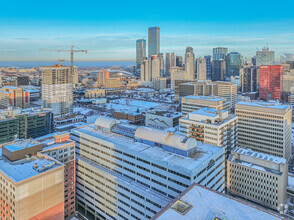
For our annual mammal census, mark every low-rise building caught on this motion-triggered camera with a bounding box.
[1,86,30,108]
[85,88,106,98]
[113,110,143,124]
[145,110,181,130]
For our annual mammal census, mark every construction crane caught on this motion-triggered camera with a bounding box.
[39,45,87,72]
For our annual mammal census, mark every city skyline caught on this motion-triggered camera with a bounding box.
[0,0,294,61]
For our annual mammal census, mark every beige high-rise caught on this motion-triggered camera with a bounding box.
[235,101,292,160]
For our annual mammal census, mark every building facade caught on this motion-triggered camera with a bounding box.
[185,47,195,80]
[148,27,160,57]
[165,53,176,77]
[213,47,228,60]
[196,58,207,80]
[256,47,275,66]
[136,39,147,72]
[212,60,226,81]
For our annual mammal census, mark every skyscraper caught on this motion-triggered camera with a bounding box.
[136,39,146,72]
[196,58,206,80]
[40,63,74,116]
[140,58,149,81]
[149,55,161,81]
[225,52,243,77]
[240,65,257,93]
[148,27,160,57]
[256,46,275,66]
[176,56,183,67]
[259,65,284,100]
[213,47,228,60]
[212,60,226,81]
[165,52,176,76]
[204,55,212,79]
[185,47,195,80]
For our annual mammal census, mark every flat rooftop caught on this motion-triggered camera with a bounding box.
[183,95,225,102]
[154,183,283,220]
[0,148,62,182]
[72,124,222,173]
[4,139,40,152]
[237,101,289,110]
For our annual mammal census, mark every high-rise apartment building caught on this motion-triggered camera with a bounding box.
[204,55,212,79]
[181,95,230,115]
[180,108,237,159]
[256,47,275,66]
[0,107,54,144]
[40,64,74,116]
[227,147,288,211]
[1,86,30,108]
[226,52,243,77]
[140,58,149,81]
[0,140,64,220]
[37,132,76,219]
[213,47,228,60]
[96,69,110,85]
[149,55,161,81]
[212,60,226,81]
[240,65,257,93]
[259,65,284,101]
[165,53,176,77]
[185,47,195,80]
[148,27,160,57]
[235,101,292,160]
[136,39,146,72]
[71,116,225,220]
[196,58,206,80]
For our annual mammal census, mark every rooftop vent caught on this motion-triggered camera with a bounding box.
[171,200,192,215]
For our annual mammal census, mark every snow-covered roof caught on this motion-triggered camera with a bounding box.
[184,95,225,102]
[237,101,289,110]
[95,116,119,130]
[154,183,283,220]
[135,126,196,151]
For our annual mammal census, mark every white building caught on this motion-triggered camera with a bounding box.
[196,58,207,80]
[181,95,230,116]
[71,116,225,220]
[140,58,149,82]
[227,147,288,212]
[185,47,195,80]
[145,110,181,130]
[235,101,292,160]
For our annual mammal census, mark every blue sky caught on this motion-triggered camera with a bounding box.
[0,0,294,61]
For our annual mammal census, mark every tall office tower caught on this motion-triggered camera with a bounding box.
[225,52,243,77]
[136,39,146,73]
[227,147,288,212]
[0,107,54,144]
[235,100,292,160]
[185,47,195,80]
[170,67,191,90]
[0,140,64,220]
[259,65,284,101]
[212,60,226,81]
[252,56,257,66]
[204,55,212,79]
[181,95,230,115]
[149,55,161,81]
[140,58,149,81]
[40,63,74,116]
[71,116,224,219]
[214,81,237,111]
[180,108,237,160]
[176,56,183,67]
[256,46,275,66]
[196,58,207,80]
[213,47,228,60]
[1,86,30,108]
[240,66,257,93]
[166,52,176,76]
[148,26,160,57]
[157,53,165,76]
[154,183,283,220]
[37,132,76,219]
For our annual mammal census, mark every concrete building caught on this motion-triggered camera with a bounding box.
[136,39,147,72]
[0,107,54,144]
[148,27,160,57]
[196,58,206,80]
[256,47,275,66]
[1,86,30,109]
[40,64,74,116]
[180,108,237,160]
[227,147,288,212]
[145,110,181,130]
[235,101,292,160]
[213,47,228,60]
[170,67,187,90]
[176,56,183,67]
[96,69,110,85]
[20,86,41,101]
[165,53,176,77]
[0,90,10,108]
[37,132,76,219]
[113,110,143,124]
[181,95,230,115]
[104,78,121,89]
[185,47,195,80]
[85,88,106,98]
[71,116,225,220]
[140,58,149,82]
[149,55,161,81]
[204,55,212,80]
[0,140,64,220]
[153,182,283,220]
[240,65,258,93]
[214,81,237,110]
[154,77,167,91]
